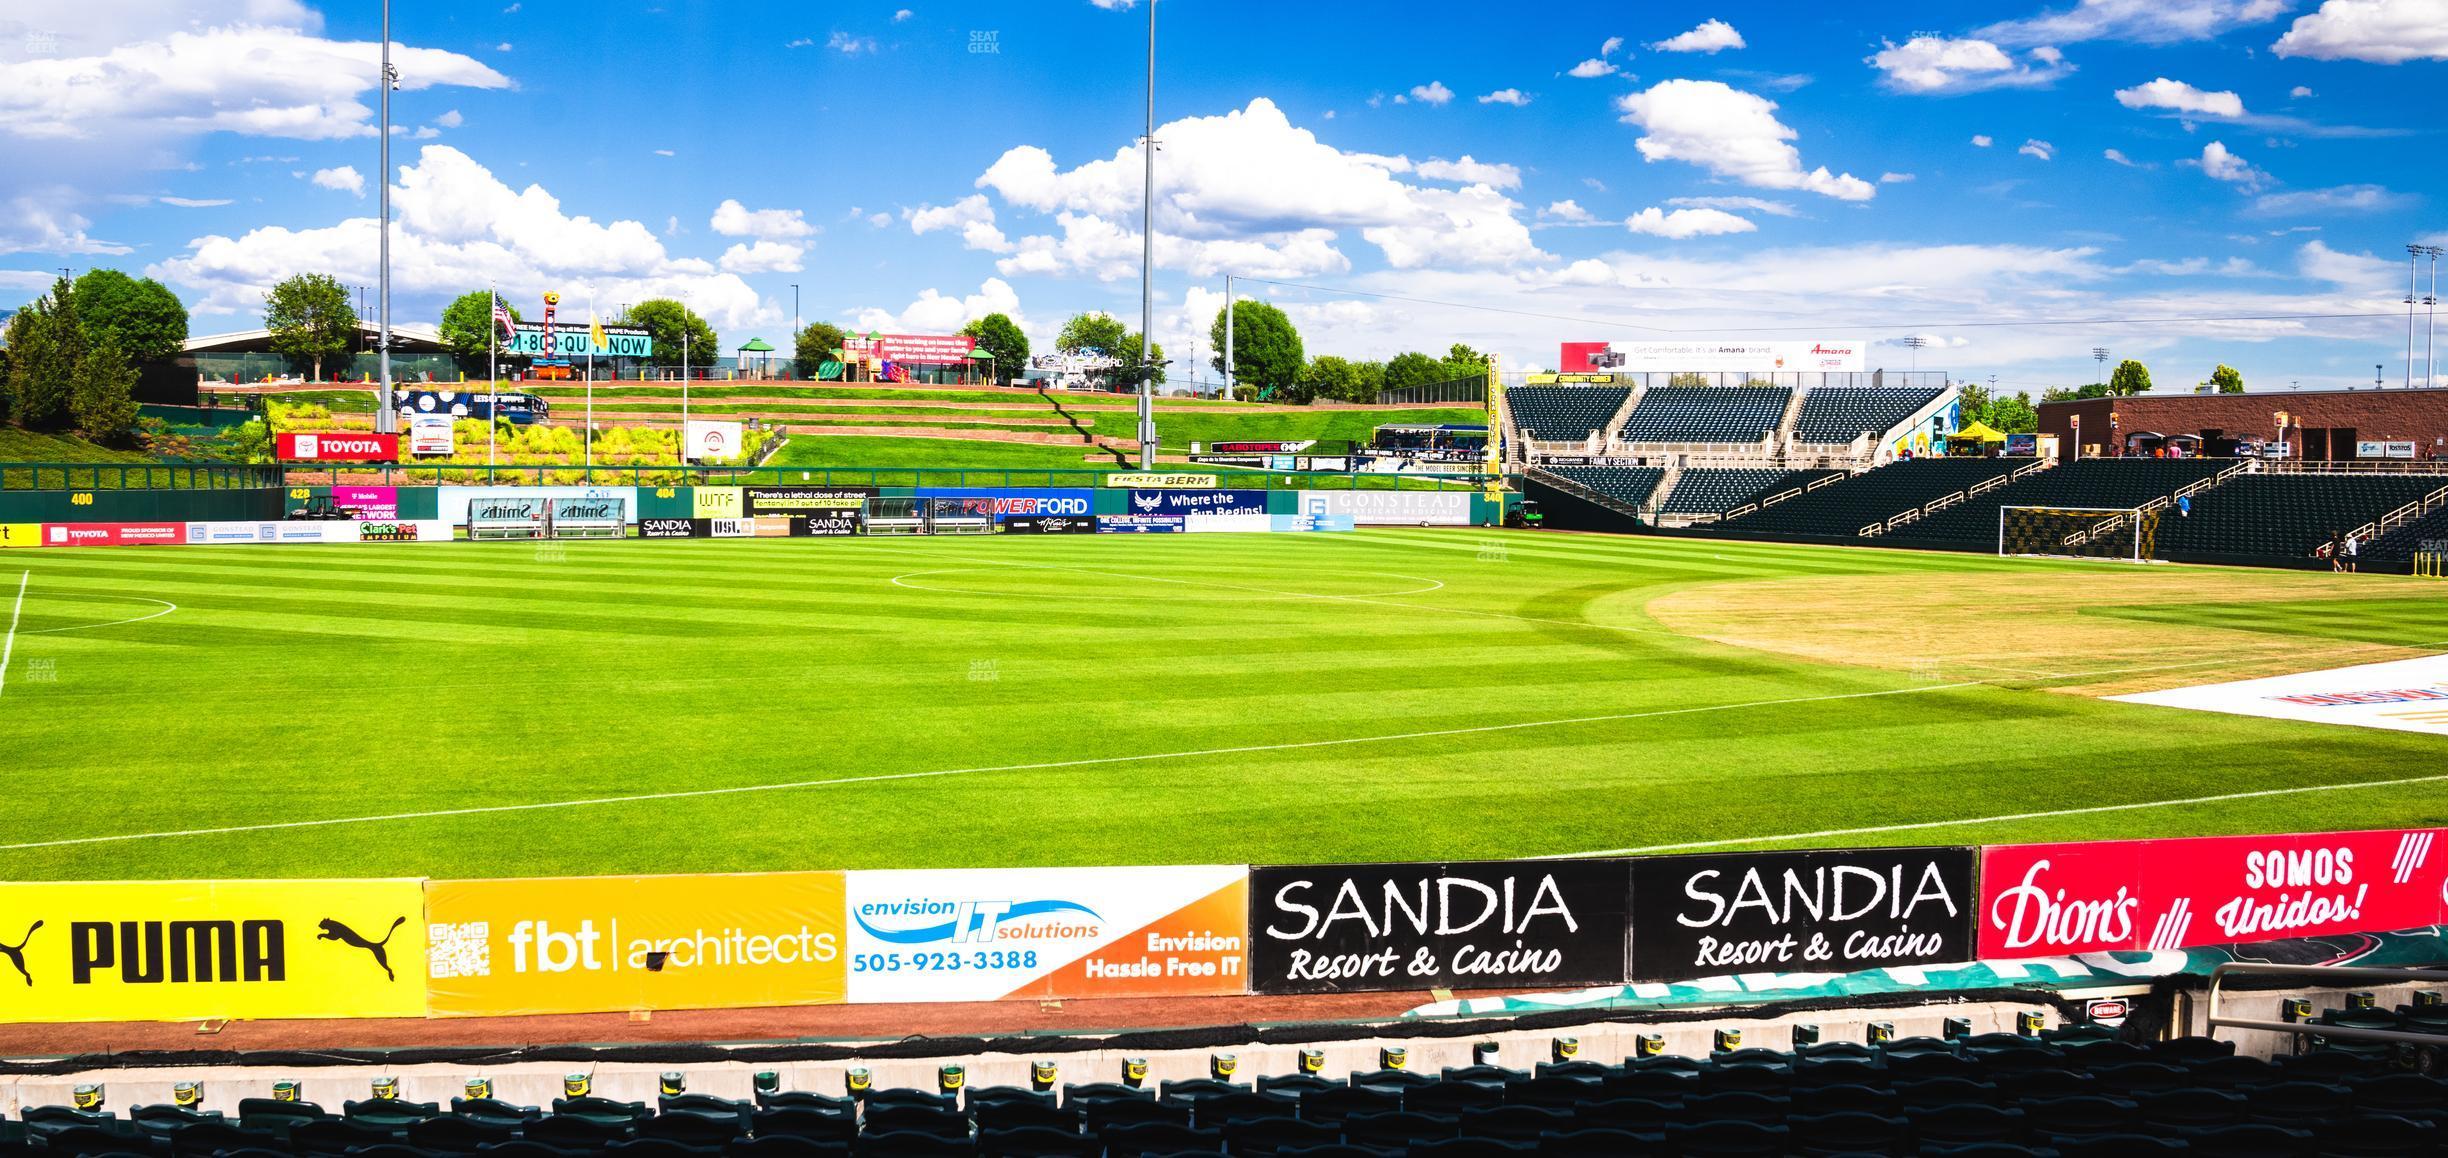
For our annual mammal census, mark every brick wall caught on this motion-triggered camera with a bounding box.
[2036,389,2448,460]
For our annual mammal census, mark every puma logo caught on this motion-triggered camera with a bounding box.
[318,917,406,981]
[0,921,38,986]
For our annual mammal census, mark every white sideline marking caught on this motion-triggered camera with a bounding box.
[0,681,1981,852]
[0,571,23,699]
[1542,772,2448,859]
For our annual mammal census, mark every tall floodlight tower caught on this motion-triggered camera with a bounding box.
[375,0,398,434]
[1136,0,1158,468]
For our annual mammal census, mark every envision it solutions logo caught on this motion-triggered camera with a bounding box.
[855,899,1102,945]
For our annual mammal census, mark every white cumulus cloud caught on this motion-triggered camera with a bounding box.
[1614,79,1874,201]
[718,240,805,273]
[710,199,815,240]
[2019,139,2056,160]
[1567,58,1619,78]
[1415,155,1521,188]
[2189,140,2270,190]
[309,165,364,196]
[853,277,1025,334]
[1477,88,1532,106]
[2114,76,2246,117]
[1624,206,1756,237]
[1868,36,2074,93]
[2274,0,2448,62]
[1408,81,1455,106]
[1651,19,1745,53]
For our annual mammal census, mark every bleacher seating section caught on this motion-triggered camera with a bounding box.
[11,1020,2444,1157]
[1717,459,2021,539]
[1542,465,1667,510]
[1882,459,2229,549]
[1617,386,1790,445]
[1505,386,1630,444]
[2158,475,2445,561]
[1791,388,1945,445]
[2373,498,2448,562]
[1659,468,1839,517]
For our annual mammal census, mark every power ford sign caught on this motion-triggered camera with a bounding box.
[276,432,399,462]
[917,488,1093,521]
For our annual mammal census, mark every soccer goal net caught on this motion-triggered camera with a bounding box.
[1998,505,2160,562]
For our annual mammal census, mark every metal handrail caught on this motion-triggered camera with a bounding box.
[2207,962,2448,1048]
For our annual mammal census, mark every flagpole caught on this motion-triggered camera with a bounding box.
[681,296,691,470]
[487,283,498,480]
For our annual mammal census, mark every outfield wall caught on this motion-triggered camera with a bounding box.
[1,827,2434,1024]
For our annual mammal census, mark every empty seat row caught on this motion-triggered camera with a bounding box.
[1505,386,1629,444]
[2157,474,2443,559]
[1618,386,1790,445]
[1718,459,2020,539]
[1792,387,1944,445]
[1541,465,1666,509]
[1883,459,2230,548]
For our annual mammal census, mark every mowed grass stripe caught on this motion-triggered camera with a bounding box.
[5,532,2445,879]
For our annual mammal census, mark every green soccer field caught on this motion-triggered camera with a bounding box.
[4,529,2445,883]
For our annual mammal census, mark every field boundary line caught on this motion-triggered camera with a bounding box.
[0,571,22,699]
[0,681,1980,852]
[1543,772,2448,859]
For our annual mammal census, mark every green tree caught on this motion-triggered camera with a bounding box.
[70,333,140,444]
[1383,351,1446,391]
[1441,342,1492,381]
[1988,391,2039,433]
[795,320,847,377]
[2210,363,2244,393]
[6,277,81,430]
[1667,371,1709,387]
[2108,358,2152,396]
[437,290,522,373]
[263,272,357,382]
[622,299,718,369]
[1300,355,1362,406]
[1056,312,1163,388]
[72,268,187,363]
[959,313,1030,384]
[1209,300,1304,399]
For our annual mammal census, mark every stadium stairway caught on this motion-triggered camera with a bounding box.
[1878,459,2231,551]
[2372,489,2448,563]
[11,1018,2445,1157]
[1658,468,1839,525]
[1710,459,2027,541]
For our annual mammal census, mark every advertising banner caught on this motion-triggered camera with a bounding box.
[1628,847,1977,983]
[846,332,975,364]
[693,487,744,519]
[41,523,185,547]
[703,517,792,538]
[744,487,875,515]
[2358,440,2418,460]
[1097,514,1183,533]
[640,517,698,539]
[1301,490,1472,526]
[275,432,398,462]
[333,486,400,519]
[1568,340,1865,374]
[1271,514,1356,533]
[1124,490,1271,517]
[0,523,40,548]
[423,873,846,1017]
[0,879,428,1023]
[507,323,652,359]
[441,486,627,528]
[2111,654,2448,738]
[353,520,452,543]
[1977,828,2448,958]
[185,521,279,545]
[685,420,744,462]
[182,521,448,545]
[1104,473,1218,489]
[1249,860,1631,995]
[408,414,455,457]
[465,493,547,536]
[1002,515,1095,534]
[844,867,1246,1003]
[916,488,1094,521]
[795,511,862,536]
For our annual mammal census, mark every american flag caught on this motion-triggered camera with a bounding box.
[492,296,516,342]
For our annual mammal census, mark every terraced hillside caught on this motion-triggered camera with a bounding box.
[231,381,1484,468]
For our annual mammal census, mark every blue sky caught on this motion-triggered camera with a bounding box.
[1,0,2443,392]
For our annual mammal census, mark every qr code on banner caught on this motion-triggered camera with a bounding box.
[427,921,491,979]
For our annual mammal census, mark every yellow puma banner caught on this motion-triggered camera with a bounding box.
[0,880,428,1023]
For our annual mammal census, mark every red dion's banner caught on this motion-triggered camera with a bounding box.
[276,432,399,462]
[1979,828,2448,958]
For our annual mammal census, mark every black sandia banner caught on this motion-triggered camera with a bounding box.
[1628,846,1976,983]
[1249,860,1631,994]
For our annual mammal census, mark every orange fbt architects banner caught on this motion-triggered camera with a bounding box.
[0,880,427,1022]
[422,872,846,1016]
[844,866,1248,1003]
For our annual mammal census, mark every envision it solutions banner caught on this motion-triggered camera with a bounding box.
[844,867,1246,1003]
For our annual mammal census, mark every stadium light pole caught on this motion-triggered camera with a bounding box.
[681,297,691,467]
[1223,272,1234,401]
[487,281,497,476]
[1135,0,1157,469]
[2421,245,2443,389]
[1901,335,1927,371]
[374,0,397,435]
[789,283,800,377]
[2092,347,2109,388]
